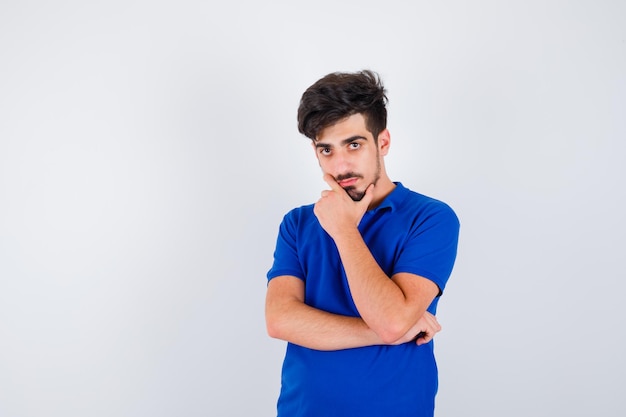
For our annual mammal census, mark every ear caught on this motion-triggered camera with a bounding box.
[377,129,391,156]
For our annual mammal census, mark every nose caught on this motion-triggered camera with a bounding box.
[331,149,351,174]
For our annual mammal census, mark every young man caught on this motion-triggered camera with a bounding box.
[265,70,460,417]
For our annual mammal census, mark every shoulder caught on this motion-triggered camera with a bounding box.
[279,203,320,233]
[396,183,459,225]
[282,203,315,223]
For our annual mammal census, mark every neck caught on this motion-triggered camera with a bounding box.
[368,176,396,210]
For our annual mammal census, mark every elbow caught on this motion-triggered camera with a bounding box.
[265,311,286,340]
[266,321,280,340]
[376,320,411,345]
[378,330,405,345]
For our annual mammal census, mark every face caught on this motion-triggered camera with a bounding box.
[313,113,390,201]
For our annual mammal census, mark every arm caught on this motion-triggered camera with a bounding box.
[265,275,380,350]
[314,175,440,344]
[333,231,440,344]
[265,275,440,350]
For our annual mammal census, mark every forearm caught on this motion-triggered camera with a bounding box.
[333,228,430,343]
[266,297,383,351]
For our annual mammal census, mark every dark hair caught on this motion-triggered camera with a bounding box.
[297,70,388,142]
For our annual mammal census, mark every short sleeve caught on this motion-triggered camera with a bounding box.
[393,203,460,295]
[266,211,306,282]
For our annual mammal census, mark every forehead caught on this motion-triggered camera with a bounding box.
[315,113,373,144]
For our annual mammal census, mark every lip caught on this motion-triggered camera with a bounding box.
[338,178,358,187]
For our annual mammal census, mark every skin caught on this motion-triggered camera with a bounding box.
[265,113,441,350]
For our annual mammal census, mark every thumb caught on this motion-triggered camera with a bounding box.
[359,183,375,208]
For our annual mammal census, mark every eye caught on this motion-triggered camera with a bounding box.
[319,147,331,156]
[349,142,361,150]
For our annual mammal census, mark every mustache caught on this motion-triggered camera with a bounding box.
[335,173,363,182]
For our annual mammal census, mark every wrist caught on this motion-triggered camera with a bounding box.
[330,225,361,244]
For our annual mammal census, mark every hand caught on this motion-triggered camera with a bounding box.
[313,174,374,238]
[392,312,442,346]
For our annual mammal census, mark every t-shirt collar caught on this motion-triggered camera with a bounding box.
[370,182,407,213]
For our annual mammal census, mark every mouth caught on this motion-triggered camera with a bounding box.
[337,177,358,188]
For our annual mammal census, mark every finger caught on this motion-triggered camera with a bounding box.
[322,173,344,193]
[358,183,375,207]
[416,332,433,346]
[422,312,442,332]
[429,315,442,333]
[412,331,426,342]
[424,316,441,334]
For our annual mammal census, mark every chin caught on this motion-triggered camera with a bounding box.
[346,188,366,202]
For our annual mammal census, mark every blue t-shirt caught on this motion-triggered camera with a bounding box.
[267,182,460,417]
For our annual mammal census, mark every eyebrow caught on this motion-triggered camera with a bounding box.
[314,135,368,149]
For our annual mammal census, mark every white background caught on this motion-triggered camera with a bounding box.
[1,1,624,416]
